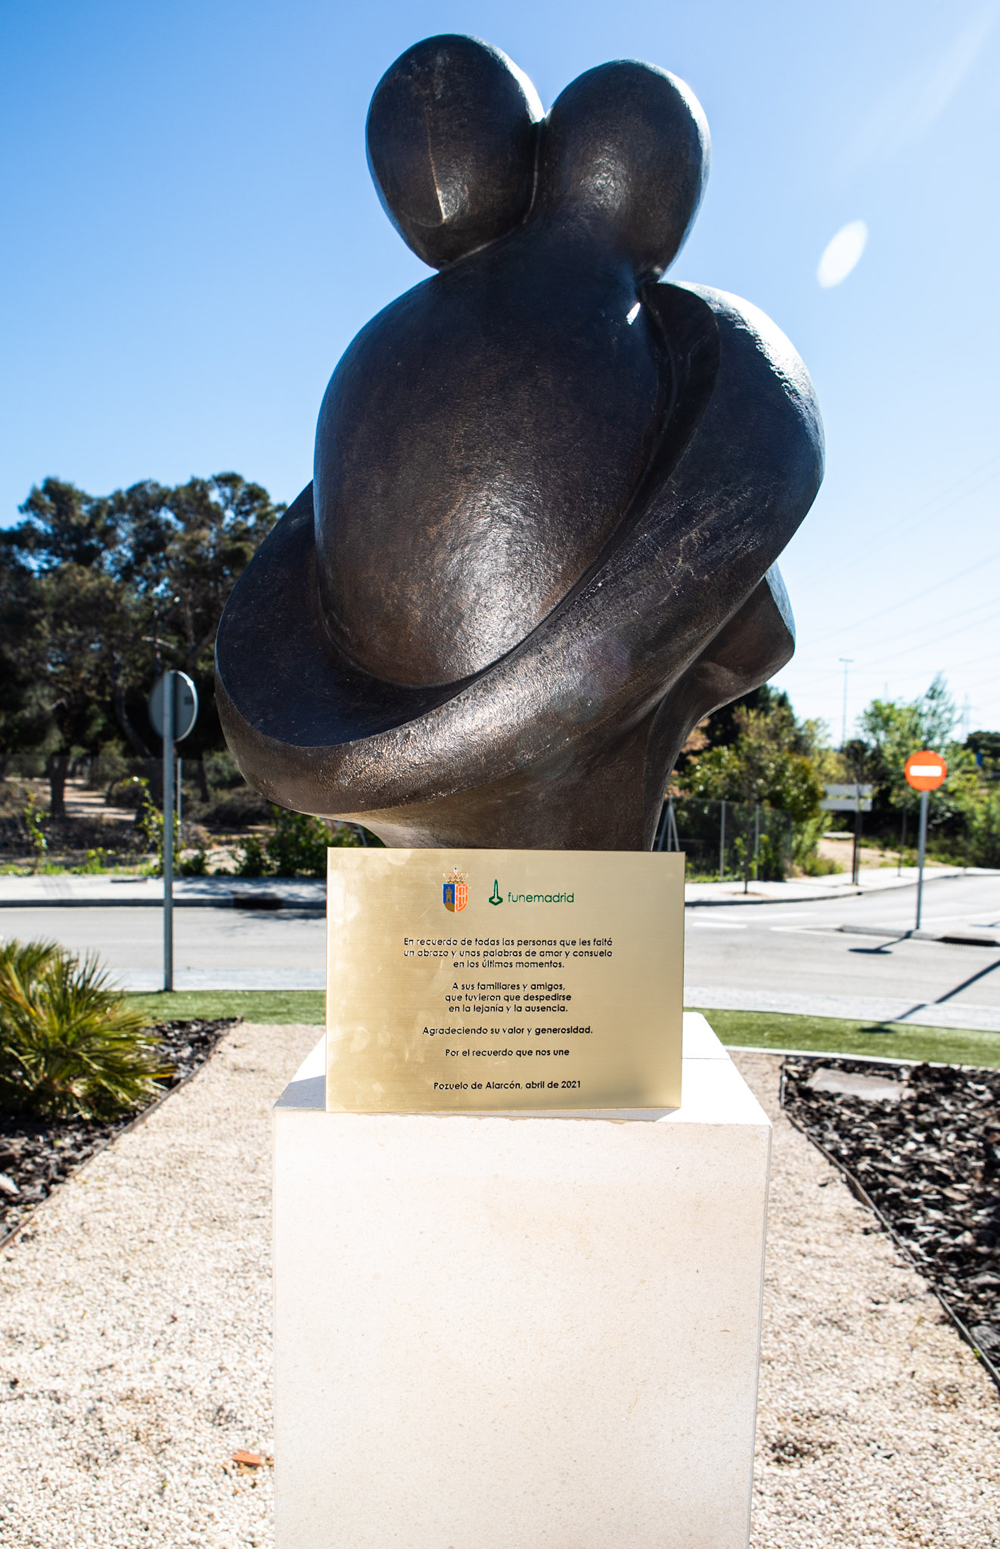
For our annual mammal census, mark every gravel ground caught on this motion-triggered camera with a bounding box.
[734,1050,1000,1549]
[0,1021,320,1549]
[0,1020,237,1245]
[0,1030,997,1547]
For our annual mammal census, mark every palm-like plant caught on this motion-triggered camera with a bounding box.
[0,939,169,1120]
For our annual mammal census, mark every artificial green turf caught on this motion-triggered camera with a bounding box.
[700,1007,1000,1069]
[125,992,1000,1068]
[125,989,325,1025]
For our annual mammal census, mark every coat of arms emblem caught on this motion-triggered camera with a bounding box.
[442,867,469,913]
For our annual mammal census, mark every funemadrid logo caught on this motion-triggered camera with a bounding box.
[484,877,576,906]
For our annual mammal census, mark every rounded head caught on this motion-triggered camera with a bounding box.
[536,61,710,279]
[367,34,542,269]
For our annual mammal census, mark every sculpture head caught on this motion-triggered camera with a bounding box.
[366,35,542,269]
[215,36,822,850]
[366,35,709,278]
[537,60,709,279]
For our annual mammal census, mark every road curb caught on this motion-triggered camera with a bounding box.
[838,924,999,948]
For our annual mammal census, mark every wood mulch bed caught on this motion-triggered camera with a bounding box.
[0,1018,236,1246]
[781,1054,1000,1384]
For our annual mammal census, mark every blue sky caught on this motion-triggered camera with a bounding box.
[2,0,998,739]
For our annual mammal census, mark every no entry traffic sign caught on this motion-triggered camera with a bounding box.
[904,751,947,791]
[149,670,199,743]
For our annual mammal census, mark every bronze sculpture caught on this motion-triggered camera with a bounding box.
[216,35,823,849]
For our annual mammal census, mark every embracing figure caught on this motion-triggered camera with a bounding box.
[217,35,823,849]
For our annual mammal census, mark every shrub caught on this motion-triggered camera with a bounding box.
[265,807,344,876]
[0,940,169,1120]
[960,790,1000,869]
[236,807,369,877]
[792,813,843,876]
[74,847,112,875]
[106,774,147,811]
[201,790,271,828]
[236,834,269,877]
[203,749,246,790]
[22,793,47,871]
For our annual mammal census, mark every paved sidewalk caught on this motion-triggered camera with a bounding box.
[3,865,994,909]
[0,875,325,909]
[685,864,997,905]
[115,967,326,991]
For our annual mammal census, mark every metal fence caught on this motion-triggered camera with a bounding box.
[653,797,794,882]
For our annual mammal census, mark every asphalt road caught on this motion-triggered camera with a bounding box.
[2,873,999,1026]
[684,873,1000,1028]
[0,902,329,990]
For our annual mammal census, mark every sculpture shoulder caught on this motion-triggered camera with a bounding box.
[326,244,663,391]
[323,276,435,389]
[650,282,824,476]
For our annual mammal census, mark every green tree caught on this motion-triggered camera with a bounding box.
[678,694,824,885]
[1,472,284,811]
[1,482,127,811]
[680,706,823,823]
[856,675,958,808]
[0,540,47,775]
[855,678,993,858]
[110,473,284,779]
[965,730,1000,778]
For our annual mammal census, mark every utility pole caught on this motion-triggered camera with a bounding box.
[839,658,853,749]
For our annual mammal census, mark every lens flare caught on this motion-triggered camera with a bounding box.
[817,220,868,288]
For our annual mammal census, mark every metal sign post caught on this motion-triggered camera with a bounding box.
[162,675,175,991]
[904,752,948,931]
[819,784,872,885]
[149,671,199,994]
[915,789,929,930]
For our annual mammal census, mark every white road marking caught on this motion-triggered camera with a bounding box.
[770,926,844,936]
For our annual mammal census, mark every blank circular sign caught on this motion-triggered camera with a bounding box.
[904,751,947,791]
[149,671,199,742]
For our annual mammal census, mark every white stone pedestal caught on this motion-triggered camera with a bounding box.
[273,1013,770,1549]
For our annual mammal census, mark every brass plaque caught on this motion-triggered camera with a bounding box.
[325,849,685,1113]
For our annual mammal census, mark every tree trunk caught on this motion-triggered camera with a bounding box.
[46,752,71,818]
[195,759,209,801]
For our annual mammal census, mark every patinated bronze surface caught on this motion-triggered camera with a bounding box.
[216,35,824,849]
